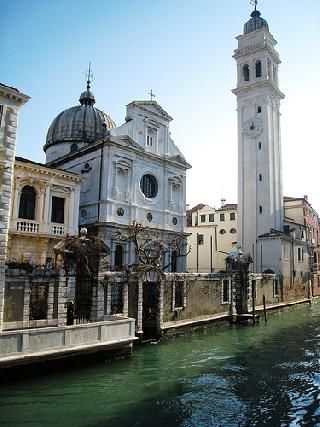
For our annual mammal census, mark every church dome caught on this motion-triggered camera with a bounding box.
[44,86,116,152]
[244,10,269,34]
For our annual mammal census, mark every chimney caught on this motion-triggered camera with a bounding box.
[221,198,226,207]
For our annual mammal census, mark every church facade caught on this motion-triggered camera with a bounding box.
[44,85,191,272]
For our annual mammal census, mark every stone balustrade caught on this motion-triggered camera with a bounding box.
[12,219,67,236]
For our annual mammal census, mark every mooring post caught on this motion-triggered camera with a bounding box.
[252,280,256,325]
[263,294,267,323]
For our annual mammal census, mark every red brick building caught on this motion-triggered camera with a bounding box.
[284,196,320,296]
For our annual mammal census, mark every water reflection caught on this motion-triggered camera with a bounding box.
[0,305,320,426]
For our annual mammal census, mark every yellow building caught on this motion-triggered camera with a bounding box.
[186,202,238,272]
[7,157,82,265]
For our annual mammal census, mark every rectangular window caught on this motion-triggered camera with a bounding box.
[220,213,225,221]
[222,279,230,303]
[273,279,280,297]
[174,282,184,308]
[298,247,303,262]
[200,214,206,223]
[197,234,204,245]
[230,212,236,221]
[110,282,123,314]
[147,135,153,146]
[209,213,214,222]
[51,197,65,224]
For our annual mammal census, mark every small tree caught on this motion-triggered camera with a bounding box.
[115,221,190,275]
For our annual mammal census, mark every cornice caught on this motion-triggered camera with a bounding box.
[15,159,83,182]
[0,85,30,105]
[232,79,285,100]
[128,101,173,121]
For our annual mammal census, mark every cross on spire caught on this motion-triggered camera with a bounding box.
[85,62,94,91]
[250,0,258,10]
[148,89,156,101]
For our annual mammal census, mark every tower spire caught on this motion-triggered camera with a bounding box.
[85,62,94,91]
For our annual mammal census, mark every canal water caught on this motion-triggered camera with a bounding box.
[1,305,320,427]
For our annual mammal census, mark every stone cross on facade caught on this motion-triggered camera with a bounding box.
[148,89,155,101]
[250,0,258,10]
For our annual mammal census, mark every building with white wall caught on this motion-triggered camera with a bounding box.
[0,83,30,331]
[7,157,82,265]
[232,6,309,298]
[44,83,191,271]
[186,202,238,272]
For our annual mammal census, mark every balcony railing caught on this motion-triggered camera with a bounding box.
[51,224,66,235]
[16,220,39,233]
[13,220,66,236]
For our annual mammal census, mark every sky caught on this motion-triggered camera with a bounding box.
[2,0,320,212]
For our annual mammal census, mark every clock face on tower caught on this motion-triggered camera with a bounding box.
[243,117,263,138]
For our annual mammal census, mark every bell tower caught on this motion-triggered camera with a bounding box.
[232,2,285,260]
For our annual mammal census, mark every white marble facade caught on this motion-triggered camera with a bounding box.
[0,83,30,331]
[45,99,191,271]
[232,9,285,259]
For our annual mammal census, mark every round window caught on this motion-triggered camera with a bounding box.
[172,217,177,225]
[230,228,237,234]
[147,213,153,222]
[117,207,124,216]
[140,174,158,198]
[219,229,226,235]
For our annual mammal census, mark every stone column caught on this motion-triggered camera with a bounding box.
[12,182,20,219]
[157,280,164,334]
[43,183,51,229]
[68,189,75,233]
[137,279,143,334]
[90,281,98,321]
[106,280,111,315]
[23,275,30,327]
[0,87,30,332]
[96,272,105,321]
[122,281,128,317]
[47,279,55,321]
[57,272,67,326]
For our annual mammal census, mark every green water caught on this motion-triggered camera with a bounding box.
[1,305,320,426]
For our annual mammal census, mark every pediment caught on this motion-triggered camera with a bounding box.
[128,101,173,121]
[169,155,192,169]
[109,135,144,152]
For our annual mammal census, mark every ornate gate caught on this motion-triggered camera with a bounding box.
[142,281,159,338]
[29,282,49,320]
[75,267,92,323]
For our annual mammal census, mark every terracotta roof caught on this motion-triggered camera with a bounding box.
[216,203,237,212]
[186,203,206,226]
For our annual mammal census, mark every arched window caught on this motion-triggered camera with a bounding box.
[115,245,123,269]
[255,60,262,78]
[19,186,36,219]
[259,174,262,181]
[259,205,263,214]
[243,64,250,82]
[171,250,177,273]
[258,142,262,150]
[70,143,78,153]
